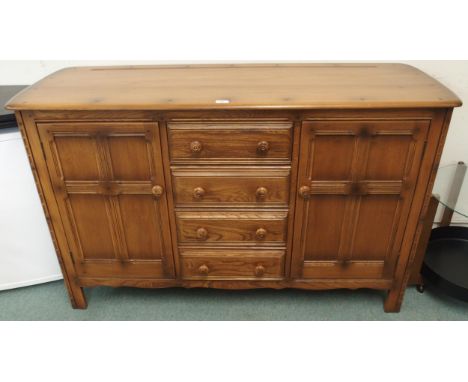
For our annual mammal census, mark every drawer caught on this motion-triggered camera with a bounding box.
[176,211,287,245]
[180,248,285,279]
[172,167,290,207]
[167,121,292,163]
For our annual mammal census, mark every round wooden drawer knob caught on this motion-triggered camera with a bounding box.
[299,185,311,199]
[193,187,205,199]
[255,228,267,240]
[256,187,268,200]
[256,141,270,154]
[196,227,208,240]
[255,265,265,277]
[151,185,164,198]
[190,140,203,153]
[198,264,209,275]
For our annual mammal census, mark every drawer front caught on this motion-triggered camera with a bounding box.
[176,211,287,245]
[180,249,285,279]
[172,167,290,207]
[168,122,292,162]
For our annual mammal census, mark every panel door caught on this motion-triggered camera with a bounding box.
[291,119,430,279]
[38,121,175,279]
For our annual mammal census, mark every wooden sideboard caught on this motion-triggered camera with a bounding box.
[6,64,461,312]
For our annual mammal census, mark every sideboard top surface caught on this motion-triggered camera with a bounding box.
[6,63,462,111]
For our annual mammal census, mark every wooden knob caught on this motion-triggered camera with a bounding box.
[256,187,268,200]
[255,228,267,240]
[256,141,270,154]
[196,227,208,241]
[190,141,203,153]
[255,265,265,277]
[299,185,311,199]
[151,185,164,198]
[193,187,205,199]
[198,264,209,275]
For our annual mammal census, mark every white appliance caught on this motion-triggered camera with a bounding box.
[0,127,62,290]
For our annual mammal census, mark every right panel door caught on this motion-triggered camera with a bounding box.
[291,119,430,280]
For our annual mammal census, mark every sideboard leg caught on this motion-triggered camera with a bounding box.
[66,281,88,309]
[409,195,439,285]
[383,288,403,313]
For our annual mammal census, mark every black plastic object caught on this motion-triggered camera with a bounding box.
[421,226,468,302]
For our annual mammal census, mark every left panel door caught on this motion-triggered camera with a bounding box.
[37,121,175,279]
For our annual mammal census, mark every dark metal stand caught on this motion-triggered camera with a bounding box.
[421,226,468,302]
[411,162,468,302]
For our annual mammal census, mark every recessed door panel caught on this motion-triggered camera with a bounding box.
[68,194,115,260]
[303,195,347,261]
[108,136,152,180]
[351,195,400,261]
[54,136,100,180]
[292,119,430,279]
[365,134,414,180]
[309,135,355,181]
[118,195,166,260]
[38,121,175,279]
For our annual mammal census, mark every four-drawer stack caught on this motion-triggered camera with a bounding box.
[167,121,293,280]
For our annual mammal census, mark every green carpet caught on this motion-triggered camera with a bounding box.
[0,280,467,320]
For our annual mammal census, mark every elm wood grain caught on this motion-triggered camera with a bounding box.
[291,119,430,282]
[76,277,394,290]
[384,109,454,312]
[18,107,454,310]
[172,167,291,207]
[6,64,461,110]
[26,108,438,123]
[75,260,171,278]
[36,121,176,278]
[409,195,440,285]
[160,120,183,279]
[7,65,461,312]
[284,122,301,277]
[17,112,87,309]
[302,261,385,279]
[168,121,292,163]
[176,210,288,245]
[180,248,285,279]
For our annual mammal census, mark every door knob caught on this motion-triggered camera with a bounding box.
[256,141,270,154]
[151,185,164,198]
[193,187,205,199]
[198,264,209,275]
[255,228,267,240]
[299,185,311,199]
[256,187,268,200]
[196,227,208,241]
[255,265,265,277]
[190,141,203,153]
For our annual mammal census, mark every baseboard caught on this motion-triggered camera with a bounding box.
[0,274,63,291]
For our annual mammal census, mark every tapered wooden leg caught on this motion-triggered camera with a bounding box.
[409,195,439,285]
[65,280,88,309]
[383,287,404,313]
